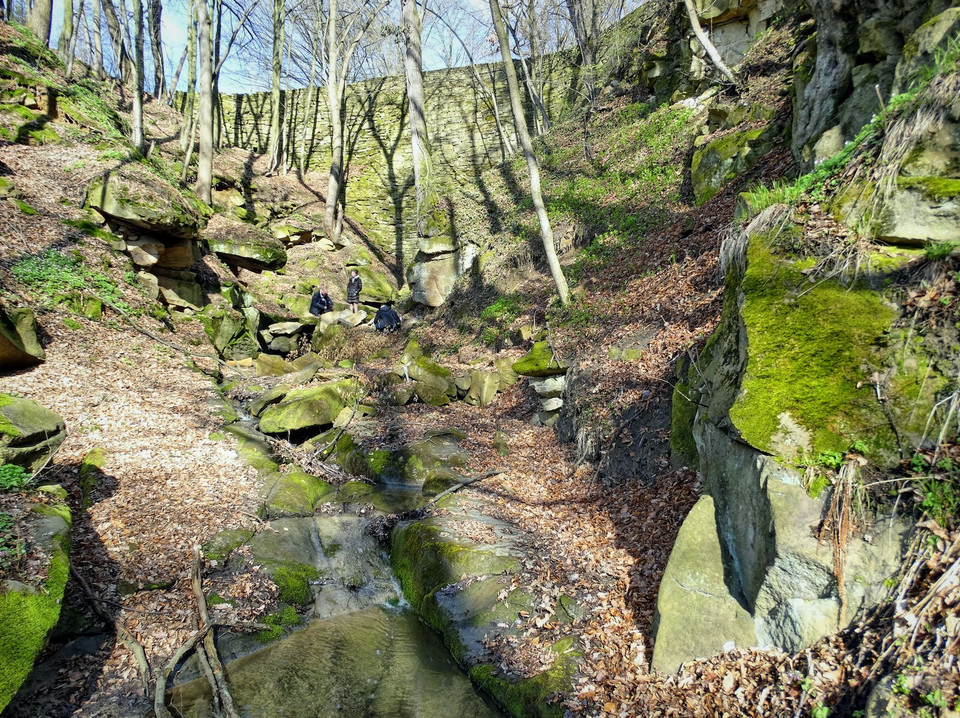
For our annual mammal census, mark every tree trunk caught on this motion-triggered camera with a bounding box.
[299,5,322,176]
[402,0,433,235]
[489,0,569,306]
[101,0,134,82]
[179,0,198,152]
[65,2,82,76]
[681,0,738,86]
[266,0,284,172]
[167,44,188,105]
[195,0,214,204]
[59,0,74,56]
[131,0,145,152]
[28,0,54,46]
[322,0,344,243]
[92,0,104,78]
[564,0,599,107]
[148,0,165,97]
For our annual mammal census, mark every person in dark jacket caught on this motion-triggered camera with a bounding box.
[309,288,333,316]
[346,270,362,313]
[373,303,401,334]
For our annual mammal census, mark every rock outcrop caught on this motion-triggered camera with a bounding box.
[0,394,66,474]
[0,303,45,371]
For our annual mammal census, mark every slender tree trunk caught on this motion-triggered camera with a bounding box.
[28,0,54,46]
[212,0,222,146]
[565,0,599,107]
[92,0,104,78]
[66,2,83,76]
[131,0,145,152]
[167,44,188,105]
[195,0,214,204]
[489,0,569,306]
[402,0,433,235]
[179,0,197,152]
[59,0,74,56]
[148,0,165,97]
[299,4,322,176]
[101,0,134,82]
[322,0,343,242]
[681,0,738,86]
[266,0,284,172]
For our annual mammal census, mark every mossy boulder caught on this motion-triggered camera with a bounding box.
[0,303,44,370]
[200,306,260,361]
[354,265,396,304]
[690,125,778,205]
[407,356,455,395]
[203,214,288,271]
[201,528,254,562]
[464,370,500,407]
[246,518,321,605]
[258,379,360,434]
[512,342,567,377]
[892,7,960,94]
[729,225,898,462]
[0,394,66,475]
[261,470,333,518]
[0,507,71,712]
[85,167,204,238]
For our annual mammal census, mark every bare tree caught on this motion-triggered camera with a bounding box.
[59,0,74,57]
[28,0,54,46]
[148,0,165,97]
[91,0,104,77]
[196,0,214,204]
[321,0,391,244]
[565,0,600,107]
[402,0,434,235]
[101,0,135,81]
[265,0,285,173]
[131,0,145,152]
[489,0,569,305]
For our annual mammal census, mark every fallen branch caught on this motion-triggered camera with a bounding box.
[428,469,506,505]
[70,567,151,694]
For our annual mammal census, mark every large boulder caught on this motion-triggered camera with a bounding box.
[464,370,500,407]
[512,342,567,377]
[200,306,260,360]
[0,394,66,474]
[261,470,333,518]
[657,207,915,671]
[203,214,288,271]
[354,265,396,304]
[85,167,203,238]
[690,125,778,204]
[258,379,359,434]
[0,304,44,371]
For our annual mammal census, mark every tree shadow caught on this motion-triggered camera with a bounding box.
[5,461,140,717]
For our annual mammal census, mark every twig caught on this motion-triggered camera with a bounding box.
[428,469,506,505]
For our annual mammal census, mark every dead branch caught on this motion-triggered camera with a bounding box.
[428,469,506,505]
[681,0,739,87]
[69,567,152,694]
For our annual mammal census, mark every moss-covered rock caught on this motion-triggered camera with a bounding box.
[203,214,288,271]
[200,306,260,361]
[0,509,71,712]
[354,265,397,304]
[464,370,500,407]
[85,167,204,238]
[0,394,66,475]
[0,303,45,371]
[258,379,360,434]
[261,470,334,518]
[512,342,567,377]
[79,447,106,509]
[201,528,255,562]
[690,125,778,205]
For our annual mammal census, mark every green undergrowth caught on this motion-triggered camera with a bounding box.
[730,232,897,460]
[11,248,132,313]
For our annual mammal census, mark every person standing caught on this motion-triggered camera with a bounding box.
[347,269,362,314]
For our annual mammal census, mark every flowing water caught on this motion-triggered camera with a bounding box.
[168,605,502,717]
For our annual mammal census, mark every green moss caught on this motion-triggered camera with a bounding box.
[79,447,105,509]
[897,176,960,200]
[32,503,72,526]
[255,604,302,643]
[14,199,37,216]
[669,355,700,468]
[206,592,232,606]
[730,235,897,460]
[0,394,20,438]
[63,317,82,330]
[470,637,580,718]
[202,528,255,562]
[272,561,319,605]
[807,473,831,499]
[0,531,69,712]
[366,449,393,476]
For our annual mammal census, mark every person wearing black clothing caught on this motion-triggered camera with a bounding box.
[346,270,362,313]
[373,303,401,334]
[309,288,333,316]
